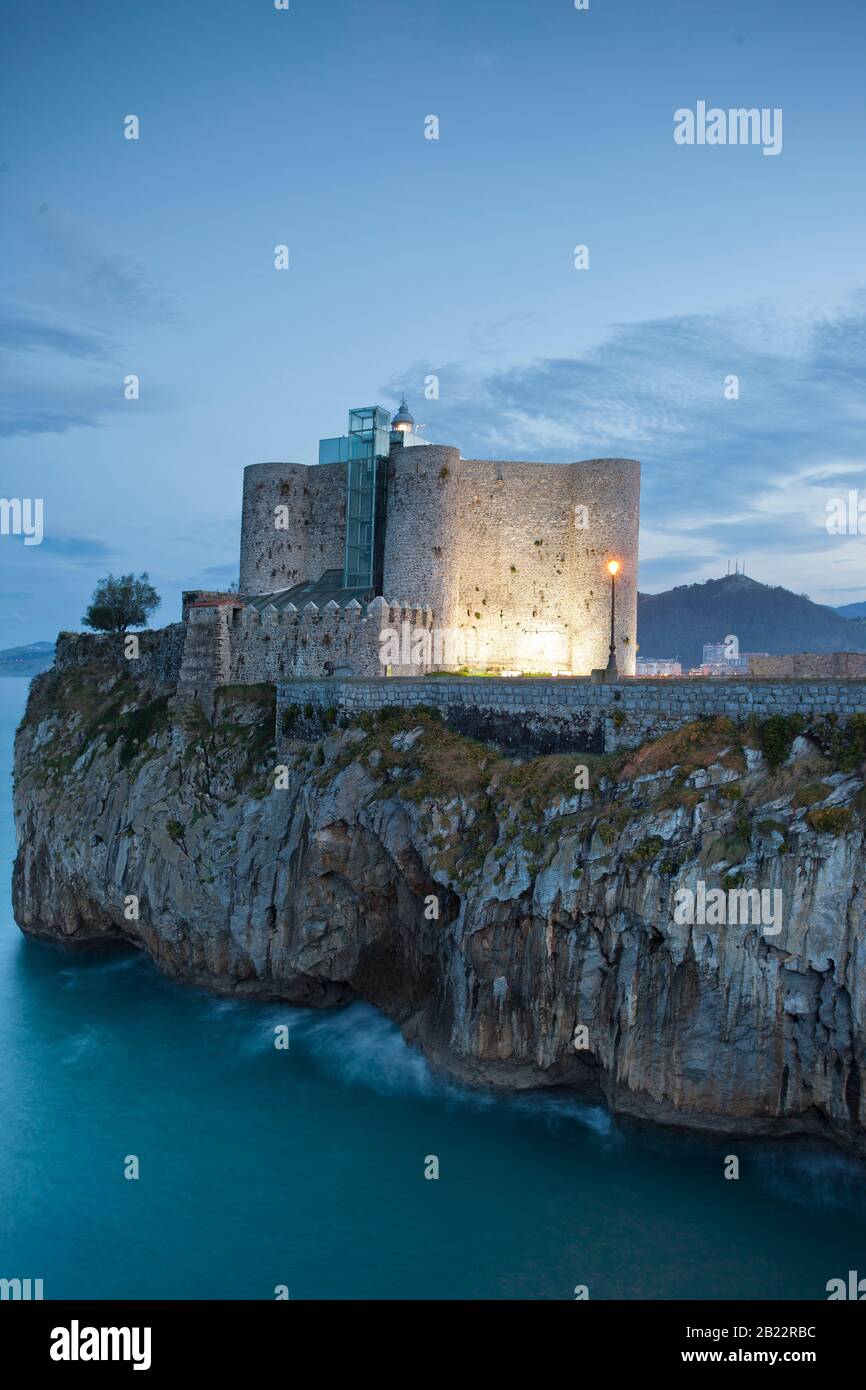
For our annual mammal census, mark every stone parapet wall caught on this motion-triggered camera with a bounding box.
[54,626,186,693]
[275,675,866,757]
[750,652,866,679]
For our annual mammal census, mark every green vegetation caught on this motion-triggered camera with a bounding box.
[806,806,851,835]
[106,696,171,768]
[281,704,301,734]
[628,835,665,863]
[756,713,803,769]
[811,713,866,773]
[793,781,832,809]
[82,572,159,634]
[757,819,788,838]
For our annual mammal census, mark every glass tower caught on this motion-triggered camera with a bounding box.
[319,406,391,592]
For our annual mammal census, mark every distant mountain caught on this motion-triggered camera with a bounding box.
[637,575,866,669]
[835,601,866,619]
[0,641,55,678]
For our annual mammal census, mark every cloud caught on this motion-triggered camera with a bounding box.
[0,205,180,439]
[410,289,866,597]
[37,534,116,560]
[0,303,113,359]
[0,404,104,438]
[17,206,181,326]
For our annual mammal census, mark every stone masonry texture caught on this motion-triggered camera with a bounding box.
[275,675,866,758]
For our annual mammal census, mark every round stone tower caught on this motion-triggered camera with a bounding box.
[382,444,461,633]
[238,462,309,596]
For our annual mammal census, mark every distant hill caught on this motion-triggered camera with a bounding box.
[835,601,866,619]
[0,641,55,678]
[637,575,866,669]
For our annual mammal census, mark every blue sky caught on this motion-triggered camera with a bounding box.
[1,0,865,644]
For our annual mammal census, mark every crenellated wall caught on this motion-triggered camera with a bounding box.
[173,596,439,691]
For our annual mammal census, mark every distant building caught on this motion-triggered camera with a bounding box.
[701,641,768,675]
[635,657,682,677]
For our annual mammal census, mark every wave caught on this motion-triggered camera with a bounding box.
[226,996,617,1140]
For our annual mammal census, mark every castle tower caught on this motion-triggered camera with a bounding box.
[238,459,347,596]
[383,443,461,640]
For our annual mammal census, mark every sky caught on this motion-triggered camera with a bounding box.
[1,0,865,645]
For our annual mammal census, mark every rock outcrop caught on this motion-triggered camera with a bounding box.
[12,663,866,1153]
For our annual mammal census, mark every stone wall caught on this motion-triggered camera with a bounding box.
[175,605,236,708]
[238,460,347,595]
[54,626,186,693]
[454,457,639,675]
[751,652,866,679]
[275,675,866,757]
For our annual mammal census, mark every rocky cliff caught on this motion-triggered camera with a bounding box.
[12,662,866,1153]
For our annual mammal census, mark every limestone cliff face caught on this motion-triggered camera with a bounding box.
[12,664,866,1153]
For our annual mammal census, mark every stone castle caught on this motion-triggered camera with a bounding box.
[176,401,640,702]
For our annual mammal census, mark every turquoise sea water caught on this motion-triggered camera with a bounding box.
[1,676,865,1300]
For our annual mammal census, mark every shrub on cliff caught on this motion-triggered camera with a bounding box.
[806,806,852,835]
[757,714,803,769]
[82,573,160,633]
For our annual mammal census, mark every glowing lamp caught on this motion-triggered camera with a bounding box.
[391,396,415,434]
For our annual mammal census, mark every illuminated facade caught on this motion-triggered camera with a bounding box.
[228,403,641,677]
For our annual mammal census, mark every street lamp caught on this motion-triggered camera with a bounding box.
[605,560,620,678]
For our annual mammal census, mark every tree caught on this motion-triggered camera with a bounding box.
[82,573,160,633]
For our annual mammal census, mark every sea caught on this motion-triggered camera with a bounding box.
[1,676,864,1300]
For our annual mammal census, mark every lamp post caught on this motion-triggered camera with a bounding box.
[605,560,620,679]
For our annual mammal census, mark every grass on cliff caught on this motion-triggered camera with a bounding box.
[19,665,173,791]
[618,717,748,781]
[309,707,624,885]
[314,705,613,811]
[19,666,277,805]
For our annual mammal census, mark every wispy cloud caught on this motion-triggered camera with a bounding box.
[0,303,113,359]
[37,535,116,560]
[402,289,866,599]
[0,204,180,439]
